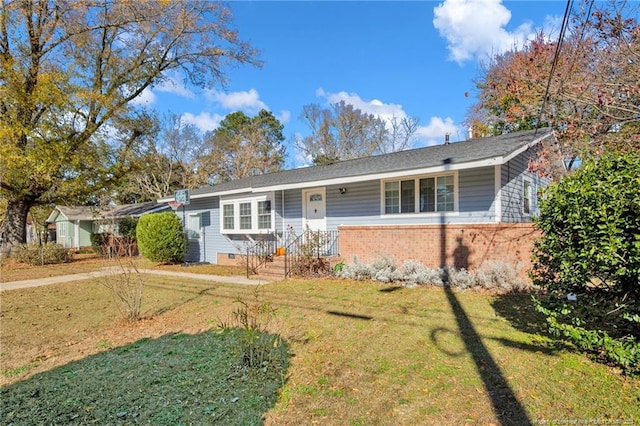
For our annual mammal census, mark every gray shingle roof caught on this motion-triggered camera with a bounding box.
[53,201,167,221]
[184,128,553,197]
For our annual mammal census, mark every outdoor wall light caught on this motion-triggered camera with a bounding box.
[339,187,347,194]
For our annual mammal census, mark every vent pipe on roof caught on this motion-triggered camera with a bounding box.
[468,126,473,140]
[445,132,450,145]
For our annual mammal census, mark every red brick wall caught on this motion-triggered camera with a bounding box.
[338,224,540,273]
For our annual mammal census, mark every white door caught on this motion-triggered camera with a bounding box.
[303,188,326,231]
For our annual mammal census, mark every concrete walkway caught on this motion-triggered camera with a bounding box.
[0,268,266,292]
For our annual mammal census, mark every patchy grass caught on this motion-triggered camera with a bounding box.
[0,254,245,283]
[1,275,639,424]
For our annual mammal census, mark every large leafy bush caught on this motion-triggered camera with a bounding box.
[136,212,185,264]
[531,153,640,375]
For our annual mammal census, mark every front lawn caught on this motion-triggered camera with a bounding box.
[1,275,638,424]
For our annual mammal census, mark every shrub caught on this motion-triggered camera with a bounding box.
[90,232,111,256]
[338,257,528,292]
[13,242,71,265]
[118,217,138,239]
[136,212,185,264]
[531,152,640,375]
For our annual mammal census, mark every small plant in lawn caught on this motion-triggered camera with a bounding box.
[100,234,145,321]
[218,289,287,372]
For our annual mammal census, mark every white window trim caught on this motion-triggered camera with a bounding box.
[380,171,459,217]
[219,193,275,234]
[523,177,533,215]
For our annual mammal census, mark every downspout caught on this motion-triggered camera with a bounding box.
[494,165,502,223]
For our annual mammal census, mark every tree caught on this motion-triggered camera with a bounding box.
[0,0,258,255]
[467,1,640,176]
[531,152,640,374]
[295,101,388,165]
[376,115,420,154]
[200,110,286,183]
[118,113,206,203]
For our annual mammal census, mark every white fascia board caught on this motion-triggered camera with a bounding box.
[502,132,549,163]
[45,209,60,223]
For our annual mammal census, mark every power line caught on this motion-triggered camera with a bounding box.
[535,0,574,135]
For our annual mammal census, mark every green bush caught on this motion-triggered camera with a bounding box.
[90,232,111,255]
[531,152,640,375]
[13,242,72,265]
[118,217,138,239]
[136,212,185,264]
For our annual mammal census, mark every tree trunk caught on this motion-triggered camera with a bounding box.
[0,199,33,257]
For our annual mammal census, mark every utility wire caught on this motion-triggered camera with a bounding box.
[535,0,574,137]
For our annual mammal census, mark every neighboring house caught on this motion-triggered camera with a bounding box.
[46,202,170,250]
[160,128,559,274]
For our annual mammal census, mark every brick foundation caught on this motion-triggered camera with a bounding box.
[216,252,247,267]
[338,224,540,274]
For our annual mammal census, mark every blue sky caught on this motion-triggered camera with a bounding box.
[134,0,568,168]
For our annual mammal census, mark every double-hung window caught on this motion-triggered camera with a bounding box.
[384,173,456,214]
[220,195,273,233]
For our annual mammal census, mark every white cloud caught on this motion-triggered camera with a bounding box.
[278,110,291,124]
[205,88,268,113]
[316,88,409,123]
[433,0,538,64]
[155,74,195,99]
[181,111,224,133]
[414,117,460,146]
[130,87,156,106]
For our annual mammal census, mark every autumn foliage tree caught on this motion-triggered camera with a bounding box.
[0,0,258,255]
[467,0,639,176]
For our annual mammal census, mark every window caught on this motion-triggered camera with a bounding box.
[384,181,399,214]
[384,173,456,214]
[523,178,533,215]
[258,200,271,229]
[239,202,252,230]
[223,204,234,230]
[220,194,274,233]
[187,213,201,239]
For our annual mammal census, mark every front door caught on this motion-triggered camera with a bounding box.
[303,187,326,231]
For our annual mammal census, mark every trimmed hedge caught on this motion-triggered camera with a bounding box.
[136,212,185,264]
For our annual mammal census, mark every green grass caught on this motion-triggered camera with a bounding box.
[1,330,288,425]
[1,272,639,424]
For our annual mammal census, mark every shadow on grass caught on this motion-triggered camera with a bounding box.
[489,292,551,336]
[327,310,373,320]
[1,330,289,425]
[378,285,404,293]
